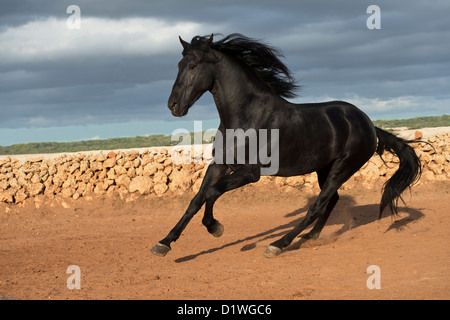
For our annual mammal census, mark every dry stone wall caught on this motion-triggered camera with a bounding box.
[0,132,449,204]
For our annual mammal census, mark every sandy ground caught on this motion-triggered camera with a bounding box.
[0,179,449,300]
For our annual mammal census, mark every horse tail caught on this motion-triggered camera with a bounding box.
[375,127,422,218]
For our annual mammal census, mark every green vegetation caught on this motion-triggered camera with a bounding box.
[373,114,449,130]
[1,114,448,155]
[0,132,195,156]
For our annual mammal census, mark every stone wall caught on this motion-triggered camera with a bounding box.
[0,132,449,204]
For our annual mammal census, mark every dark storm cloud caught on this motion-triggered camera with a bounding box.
[0,0,449,132]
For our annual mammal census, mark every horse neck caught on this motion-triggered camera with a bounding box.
[210,54,273,127]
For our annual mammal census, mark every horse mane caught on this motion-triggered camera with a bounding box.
[189,33,299,99]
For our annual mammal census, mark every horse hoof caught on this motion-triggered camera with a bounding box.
[150,242,171,257]
[210,222,224,237]
[263,245,282,258]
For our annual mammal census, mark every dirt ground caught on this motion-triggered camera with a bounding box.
[0,180,449,300]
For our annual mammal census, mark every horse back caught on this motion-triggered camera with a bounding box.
[273,100,377,176]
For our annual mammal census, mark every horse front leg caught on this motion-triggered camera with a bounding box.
[201,165,261,237]
[150,163,230,257]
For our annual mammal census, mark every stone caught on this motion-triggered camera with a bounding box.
[127,151,139,161]
[0,189,15,203]
[79,161,89,173]
[362,162,380,180]
[422,171,435,181]
[164,158,173,167]
[14,188,28,203]
[103,180,114,190]
[1,133,449,204]
[141,155,154,167]
[80,170,94,183]
[92,153,107,162]
[422,143,435,152]
[69,162,80,174]
[48,165,57,176]
[103,158,116,168]
[135,166,143,176]
[90,161,103,172]
[31,173,41,183]
[62,175,76,189]
[433,154,446,165]
[304,173,317,184]
[127,167,136,178]
[0,157,11,166]
[430,164,444,175]
[123,161,132,169]
[76,182,87,195]
[116,175,131,188]
[28,157,44,163]
[93,184,106,195]
[114,165,127,175]
[153,171,168,185]
[129,176,153,195]
[154,154,167,163]
[0,178,9,190]
[107,151,116,158]
[285,176,305,186]
[116,158,125,166]
[371,156,385,168]
[29,183,45,196]
[154,183,168,196]
[274,177,286,187]
[107,168,116,180]
[61,187,76,198]
[163,165,172,176]
[420,152,432,162]
[9,178,19,189]
[169,169,193,191]
[143,163,158,176]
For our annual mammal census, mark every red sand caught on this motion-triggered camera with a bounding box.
[0,181,449,299]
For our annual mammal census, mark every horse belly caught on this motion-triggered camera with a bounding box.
[274,147,335,177]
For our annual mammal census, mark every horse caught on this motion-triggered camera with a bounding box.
[150,33,423,258]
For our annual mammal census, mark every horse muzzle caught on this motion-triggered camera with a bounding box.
[168,100,188,117]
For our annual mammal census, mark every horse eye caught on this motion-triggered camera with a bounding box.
[189,64,196,70]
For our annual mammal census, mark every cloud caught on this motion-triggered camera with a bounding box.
[293,94,450,120]
[0,0,449,146]
[0,16,208,65]
[0,15,218,129]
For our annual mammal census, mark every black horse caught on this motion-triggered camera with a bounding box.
[150,33,422,258]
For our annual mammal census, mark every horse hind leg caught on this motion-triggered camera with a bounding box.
[303,165,339,240]
[264,184,339,258]
[303,192,339,240]
[264,156,364,258]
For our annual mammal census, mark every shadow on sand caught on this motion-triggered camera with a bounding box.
[174,195,424,263]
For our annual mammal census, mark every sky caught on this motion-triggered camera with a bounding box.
[0,0,449,146]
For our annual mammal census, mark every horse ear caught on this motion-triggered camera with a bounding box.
[179,36,190,50]
[206,33,214,48]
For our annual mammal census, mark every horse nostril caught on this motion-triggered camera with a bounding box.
[168,101,178,111]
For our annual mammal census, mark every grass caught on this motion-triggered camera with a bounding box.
[372,114,449,130]
[1,114,448,155]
